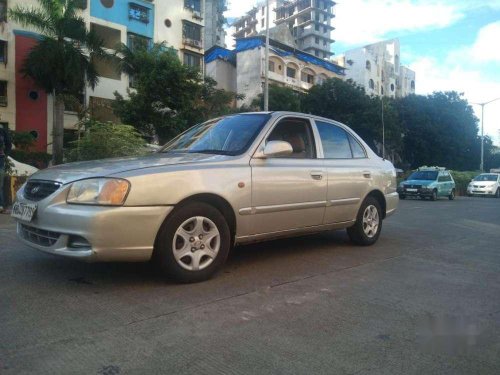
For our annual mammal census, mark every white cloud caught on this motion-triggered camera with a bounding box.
[470,21,500,62]
[334,0,465,47]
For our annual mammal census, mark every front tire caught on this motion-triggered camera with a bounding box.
[154,202,231,283]
[430,190,438,201]
[448,189,455,200]
[495,188,500,198]
[399,194,406,200]
[347,196,382,246]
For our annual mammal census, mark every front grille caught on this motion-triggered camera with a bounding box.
[406,185,422,189]
[24,180,62,201]
[19,224,61,247]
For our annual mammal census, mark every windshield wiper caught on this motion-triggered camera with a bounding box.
[188,149,233,155]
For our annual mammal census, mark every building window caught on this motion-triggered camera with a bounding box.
[129,3,150,24]
[269,61,275,72]
[262,6,265,15]
[261,18,264,27]
[286,66,296,78]
[390,83,395,92]
[128,33,151,52]
[381,87,384,95]
[0,0,6,22]
[366,60,371,70]
[301,71,314,84]
[0,80,7,107]
[315,36,319,44]
[185,0,201,12]
[315,50,320,57]
[368,79,374,90]
[183,52,202,70]
[0,40,7,63]
[411,80,415,90]
[183,21,202,46]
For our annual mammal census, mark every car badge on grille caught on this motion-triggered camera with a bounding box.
[30,186,41,194]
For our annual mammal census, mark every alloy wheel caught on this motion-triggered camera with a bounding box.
[362,205,380,238]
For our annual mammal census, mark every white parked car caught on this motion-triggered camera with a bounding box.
[467,173,500,198]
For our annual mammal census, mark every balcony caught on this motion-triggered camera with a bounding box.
[91,23,121,51]
[183,38,203,50]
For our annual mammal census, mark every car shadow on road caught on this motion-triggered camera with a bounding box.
[19,229,362,287]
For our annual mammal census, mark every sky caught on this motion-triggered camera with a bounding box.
[224,0,500,145]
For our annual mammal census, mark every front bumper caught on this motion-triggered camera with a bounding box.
[397,187,434,197]
[15,189,173,262]
[467,187,496,196]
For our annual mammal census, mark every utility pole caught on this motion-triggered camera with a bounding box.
[264,0,270,111]
[381,96,385,159]
[471,97,500,172]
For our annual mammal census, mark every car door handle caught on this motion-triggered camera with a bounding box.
[362,171,372,178]
[310,171,324,180]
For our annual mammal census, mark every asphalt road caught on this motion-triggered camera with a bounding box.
[1,197,500,374]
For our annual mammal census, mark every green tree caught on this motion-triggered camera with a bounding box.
[65,121,145,162]
[9,0,105,165]
[396,92,480,170]
[252,84,302,112]
[114,44,240,142]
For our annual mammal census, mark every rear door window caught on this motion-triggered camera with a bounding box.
[316,121,352,159]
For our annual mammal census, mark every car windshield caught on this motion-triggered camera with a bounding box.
[408,171,438,181]
[474,174,498,182]
[160,114,271,156]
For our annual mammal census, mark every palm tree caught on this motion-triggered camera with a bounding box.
[9,0,105,164]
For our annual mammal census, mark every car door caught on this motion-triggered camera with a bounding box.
[437,172,449,196]
[315,120,371,224]
[249,116,327,235]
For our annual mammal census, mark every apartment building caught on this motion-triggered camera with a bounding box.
[0,0,223,152]
[204,0,227,49]
[205,35,345,107]
[337,39,416,98]
[231,0,335,59]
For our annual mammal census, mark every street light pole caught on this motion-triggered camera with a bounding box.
[471,97,500,172]
[264,0,270,111]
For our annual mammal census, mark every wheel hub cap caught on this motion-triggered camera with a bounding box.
[172,216,221,271]
[362,205,380,238]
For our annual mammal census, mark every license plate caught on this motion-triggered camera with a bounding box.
[11,202,37,222]
[406,188,418,192]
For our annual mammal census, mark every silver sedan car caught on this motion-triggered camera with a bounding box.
[12,112,398,282]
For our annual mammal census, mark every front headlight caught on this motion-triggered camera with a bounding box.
[67,178,130,206]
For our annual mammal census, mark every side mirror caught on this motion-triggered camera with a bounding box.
[256,141,293,158]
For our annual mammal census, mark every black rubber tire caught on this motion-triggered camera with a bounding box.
[347,196,383,246]
[154,202,231,283]
[448,189,455,200]
[496,189,500,198]
[399,194,406,200]
[430,190,437,201]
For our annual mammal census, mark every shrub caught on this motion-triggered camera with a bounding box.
[450,170,479,196]
[66,121,146,162]
[9,149,52,169]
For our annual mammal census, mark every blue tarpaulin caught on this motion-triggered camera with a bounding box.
[204,46,236,65]
[233,36,345,75]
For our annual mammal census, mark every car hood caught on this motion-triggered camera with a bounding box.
[402,179,436,186]
[28,153,233,184]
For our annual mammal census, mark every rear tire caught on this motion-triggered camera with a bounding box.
[347,196,382,246]
[154,202,231,283]
[448,189,455,200]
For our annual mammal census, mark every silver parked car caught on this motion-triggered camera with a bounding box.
[12,112,398,282]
